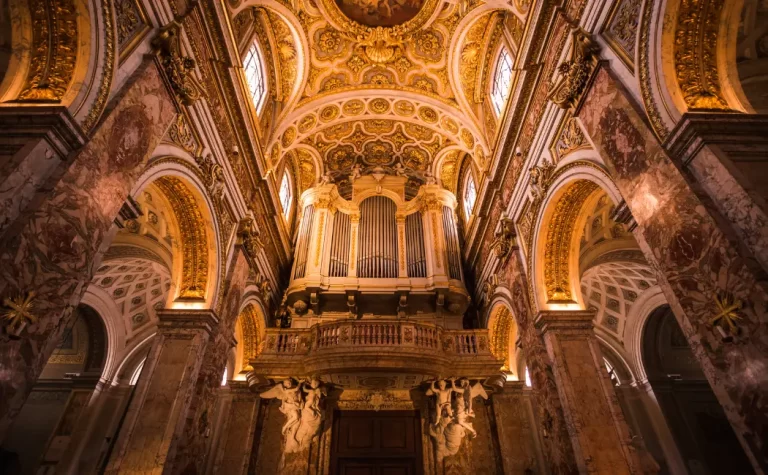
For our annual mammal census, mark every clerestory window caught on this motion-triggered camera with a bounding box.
[243,40,268,113]
[491,46,513,116]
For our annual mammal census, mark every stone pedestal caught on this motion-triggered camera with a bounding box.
[535,309,639,475]
[104,309,218,475]
[0,58,177,441]
[207,382,260,475]
[578,64,768,473]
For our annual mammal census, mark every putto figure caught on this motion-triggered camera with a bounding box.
[260,377,327,464]
[426,377,488,462]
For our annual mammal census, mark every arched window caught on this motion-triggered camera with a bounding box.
[243,40,268,113]
[279,171,292,218]
[463,172,477,219]
[491,46,513,116]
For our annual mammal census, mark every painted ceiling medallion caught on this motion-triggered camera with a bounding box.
[335,0,426,28]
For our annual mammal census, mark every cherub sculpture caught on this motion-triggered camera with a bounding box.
[427,379,456,422]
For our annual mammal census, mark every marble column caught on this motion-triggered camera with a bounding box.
[104,309,219,475]
[491,381,546,474]
[0,58,178,440]
[535,309,640,475]
[664,113,768,275]
[577,64,768,473]
[498,251,578,474]
[208,382,260,475]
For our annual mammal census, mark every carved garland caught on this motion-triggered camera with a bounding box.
[156,176,210,299]
[543,180,598,303]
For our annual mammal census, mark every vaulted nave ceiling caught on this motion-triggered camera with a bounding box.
[227,0,529,197]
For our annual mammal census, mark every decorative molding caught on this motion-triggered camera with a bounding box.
[82,0,116,132]
[490,218,517,262]
[638,0,669,141]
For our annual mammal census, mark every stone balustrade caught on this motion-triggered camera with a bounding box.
[251,320,502,381]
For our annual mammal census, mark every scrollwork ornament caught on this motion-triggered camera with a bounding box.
[237,215,262,260]
[151,22,205,106]
[490,218,517,262]
[549,28,600,110]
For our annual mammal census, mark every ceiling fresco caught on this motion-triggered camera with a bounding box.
[229,0,527,195]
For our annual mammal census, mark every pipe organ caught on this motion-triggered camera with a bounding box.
[284,175,470,329]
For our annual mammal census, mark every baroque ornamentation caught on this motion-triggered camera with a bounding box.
[260,377,327,462]
[115,0,149,59]
[237,215,262,260]
[549,28,601,110]
[490,218,517,261]
[155,176,209,299]
[2,292,38,334]
[550,116,589,163]
[18,0,78,101]
[601,0,642,69]
[673,0,730,110]
[151,22,205,106]
[426,378,488,462]
[710,290,743,338]
[166,113,199,153]
[544,180,598,302]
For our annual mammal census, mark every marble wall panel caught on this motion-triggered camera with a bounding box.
[492,389,542,474]
[577,64,768,472]
[0,59,177,439]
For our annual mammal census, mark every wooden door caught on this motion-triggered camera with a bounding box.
[330,411,423,475]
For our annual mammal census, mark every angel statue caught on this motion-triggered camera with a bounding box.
[260,377,327,463]
[426,377,488,462]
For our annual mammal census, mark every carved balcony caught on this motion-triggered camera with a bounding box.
[249,320,503,385]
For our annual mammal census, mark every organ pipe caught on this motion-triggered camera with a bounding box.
[293,204,315,279]
[442,206,462,280]
[329,212,351,277]
[357,196,398,278]
[405,213,426,277]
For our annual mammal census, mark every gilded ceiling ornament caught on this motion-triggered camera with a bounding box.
[363,119,395,134]
[404,123,433,141]
[363,141,395,165]
[320,105,341,122]
[17,0,78,101]
[151,22,205,106]
[549,28,600,110]
[282,126,297,147]
[441,117,459,134]
[544,181,598,302]
[116,0,149,60]
[460,129,475,149]
[156,177,209,299]
[394,100,416,116]
[418,107,438,123]
[298,114,317,133]
[412,29,443,62]
[2,292,38,333]
[600,0,641,70]
[348,125,375,151]
[368,98,391,114]
[343,99,366,115]
[673,0,730,110]
[710,291,743,337]
[346,54,368,73]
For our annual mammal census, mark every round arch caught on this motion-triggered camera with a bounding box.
[233,294,269,378]
[130,159,222,310]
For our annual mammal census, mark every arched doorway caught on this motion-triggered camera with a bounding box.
[642,305,752,474]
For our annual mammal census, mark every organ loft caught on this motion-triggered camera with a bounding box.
[0,0,766,473]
